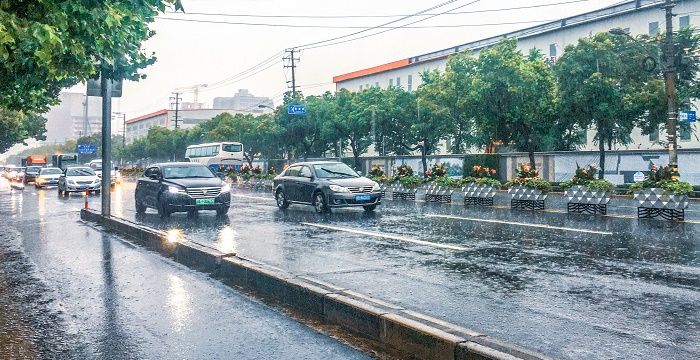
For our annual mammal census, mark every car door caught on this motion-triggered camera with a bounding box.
[282,166,302,202]
[297,166,316,204]
[139,167,159,207]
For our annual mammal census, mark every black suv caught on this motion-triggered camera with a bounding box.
[273,161,382,213]
[135,163,231,217]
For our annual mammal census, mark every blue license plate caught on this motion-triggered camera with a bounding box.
[355,195,371,202]
[78,186,87,189]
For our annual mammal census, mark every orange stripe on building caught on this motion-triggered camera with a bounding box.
[126,109,168,124]
[332,59,410,83]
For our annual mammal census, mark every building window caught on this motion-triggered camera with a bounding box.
[680,123,692,141]
[359,85,363,91]
[407,75,413,92]
[649,127,659,142]
[648,21,659,35]
[389,78,393,87]
[549,44,557,58]
[396,77,401,88]
[680,15,690,29]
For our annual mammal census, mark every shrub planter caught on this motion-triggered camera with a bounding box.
[509,186,547,210]
[634,188,688,221]
[425,184,453,203]
[463,183,497,206]
[565,185,610,215]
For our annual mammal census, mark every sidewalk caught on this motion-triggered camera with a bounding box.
[0,191,371,359]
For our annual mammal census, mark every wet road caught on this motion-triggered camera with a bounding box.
[4,179,699,359]
[120,180,699,359]
[0,179,372,359]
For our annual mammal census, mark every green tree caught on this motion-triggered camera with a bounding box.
[275,92,331,160]
[555,33,661,178]
[205,112,281,166]
[323,88,376,170]
[0,108,46,153]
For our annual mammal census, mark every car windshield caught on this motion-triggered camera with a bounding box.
[26,166,41,173]
[66,168,96,176]
[40,168,62,175]
[313,163,359,179]
[162,166,215,179]
[222,143,242,152]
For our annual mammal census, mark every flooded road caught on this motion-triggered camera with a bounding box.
[3,178,699,359]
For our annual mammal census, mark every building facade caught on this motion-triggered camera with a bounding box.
[212,89,273,112]
[333,0,700,152]
[43,92,103,143]
[125,108,263,142]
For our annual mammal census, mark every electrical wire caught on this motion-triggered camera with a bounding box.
[205,51,284,89]
[201,59,283,92]
[156,16,558,29]
[164,0,592,19]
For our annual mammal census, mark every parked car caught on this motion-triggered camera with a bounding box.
[23,166,43,184]
[3,165,21,181]
[273,161,382,213]
[35,167,62,188]
[134,162,231,217]
[57,166,101,195]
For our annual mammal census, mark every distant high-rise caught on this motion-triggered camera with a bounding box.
[213,89,273,111]
[43,92,103,143]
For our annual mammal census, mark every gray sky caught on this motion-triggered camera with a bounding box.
[88,0,621,118]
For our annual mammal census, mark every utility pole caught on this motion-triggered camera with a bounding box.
[112,112,126,147]
[100,65,112,217]
[170,92,182,129]
[663,0,679,178]
[283,48,299,97]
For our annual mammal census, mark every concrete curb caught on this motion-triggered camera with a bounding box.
[80,208,552,360]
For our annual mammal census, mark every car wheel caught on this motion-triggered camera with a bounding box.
[363,204,377,212]
[135,199,146,214]
[157,197,171,218]
[313,192,329,214]
[275,189,290,209]
[35,184,40,189]
[216,206,229,216]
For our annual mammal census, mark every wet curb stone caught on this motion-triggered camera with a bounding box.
[80,208,551,360]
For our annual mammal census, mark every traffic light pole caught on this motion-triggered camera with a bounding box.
[663,0,679,177]
[100,67,112,217]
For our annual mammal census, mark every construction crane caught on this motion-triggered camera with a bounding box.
[174,83,208,109]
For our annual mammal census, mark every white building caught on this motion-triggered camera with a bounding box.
[333,0,700,152]
[125,108,264,142]
[43,92,103,143]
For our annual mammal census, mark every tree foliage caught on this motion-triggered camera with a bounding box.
[0,108,46,153]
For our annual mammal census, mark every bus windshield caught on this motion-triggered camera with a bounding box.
[222,143,243,152]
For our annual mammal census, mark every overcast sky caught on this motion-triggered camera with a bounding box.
[85,0,621,118]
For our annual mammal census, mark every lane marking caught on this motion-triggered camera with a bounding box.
[425,214,614,235]
[230,194,275,201]
[301,222,468,251]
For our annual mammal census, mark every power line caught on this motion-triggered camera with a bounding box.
[293,0,464,50]
[205,51,283,89]
[156,16,557,29]
[299,0,483,51]
[200,59,283,93]
[163,0,592,19]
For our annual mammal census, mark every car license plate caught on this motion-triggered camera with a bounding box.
[196,198,215,206]
[78,186,87,190]
[355,195,371,202]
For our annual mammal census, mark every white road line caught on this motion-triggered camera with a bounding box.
[230,194,275,201]
[301,222,468,251]
[425,214,614,235]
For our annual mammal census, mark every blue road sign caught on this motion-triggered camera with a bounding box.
[77,144,97,155]
[680,111,696,122]
[287,104,306,115]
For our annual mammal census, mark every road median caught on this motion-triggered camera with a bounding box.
[80,208,551,360]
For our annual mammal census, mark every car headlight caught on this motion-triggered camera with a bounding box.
[372,183,381,191]
[329,184,350,193]
[168,186,182,194]
[221,183,231,193]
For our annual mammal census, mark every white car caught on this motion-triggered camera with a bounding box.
[88,159,121,185]
[58,167,101,195]
[35,167,63,188]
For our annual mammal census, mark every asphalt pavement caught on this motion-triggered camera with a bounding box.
[0,178,372,360]
[3,178,699,359]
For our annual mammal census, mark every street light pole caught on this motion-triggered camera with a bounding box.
[663,0,679,177]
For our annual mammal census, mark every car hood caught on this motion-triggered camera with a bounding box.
[67,175,99,181]
[164,178,223,188]
[326,177,376,187]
